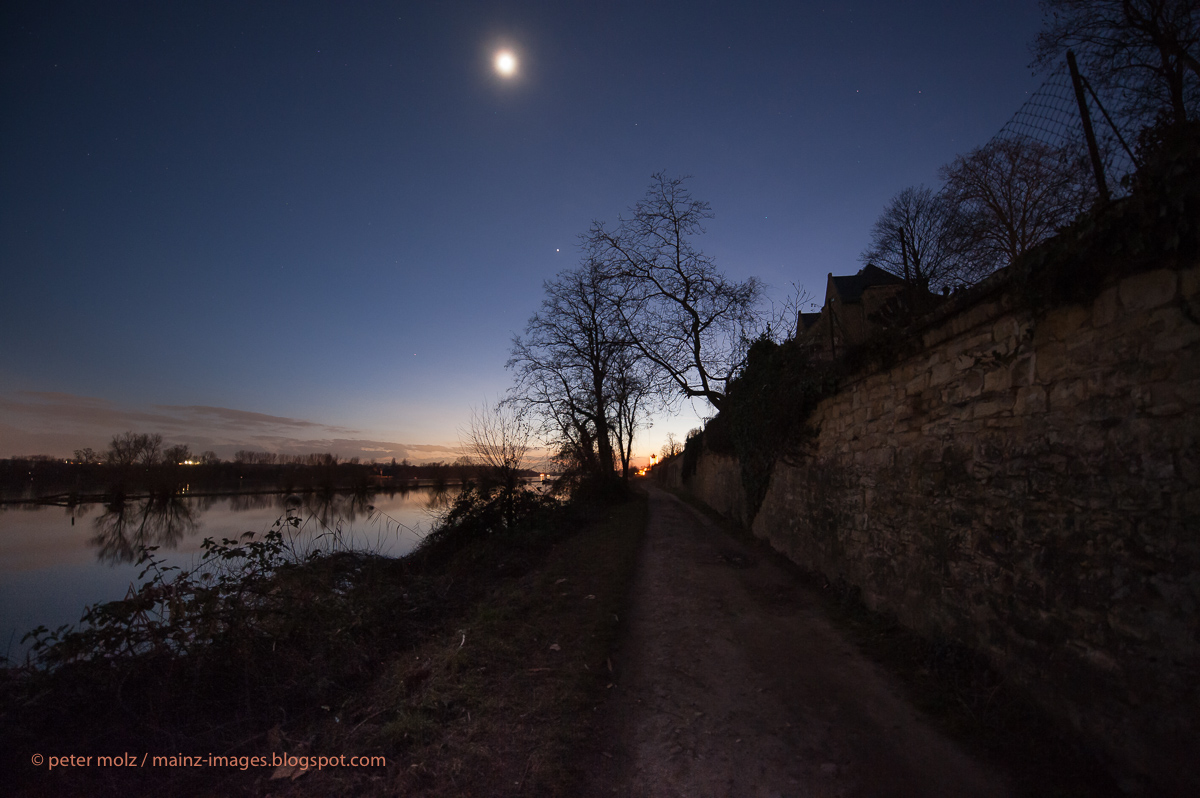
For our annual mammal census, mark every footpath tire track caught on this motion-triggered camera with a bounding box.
[586,485,1012,798]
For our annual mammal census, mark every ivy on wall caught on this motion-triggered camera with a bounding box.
[716,338,842,518]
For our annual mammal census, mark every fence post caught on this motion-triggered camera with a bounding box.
[1067,50,1110,203]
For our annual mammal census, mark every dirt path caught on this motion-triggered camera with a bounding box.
[585,485,1013,798]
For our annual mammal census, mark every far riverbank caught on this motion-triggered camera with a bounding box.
[0,457,546,503]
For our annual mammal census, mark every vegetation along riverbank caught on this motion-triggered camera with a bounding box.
[2,477,647,797]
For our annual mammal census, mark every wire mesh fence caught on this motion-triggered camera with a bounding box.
[988,55,1140,199]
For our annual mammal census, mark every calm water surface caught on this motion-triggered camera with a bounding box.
[0,487,457,661]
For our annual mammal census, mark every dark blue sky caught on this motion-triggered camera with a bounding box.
[1,0,1046,462]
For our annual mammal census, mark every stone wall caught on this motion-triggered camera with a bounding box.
[665,261,1200,794]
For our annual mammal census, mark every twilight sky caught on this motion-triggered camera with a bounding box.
[1,0,1047,464]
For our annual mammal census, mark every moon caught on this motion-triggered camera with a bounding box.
[494,50,517,77]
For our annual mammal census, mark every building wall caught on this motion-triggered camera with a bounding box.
[667,261,1200,794]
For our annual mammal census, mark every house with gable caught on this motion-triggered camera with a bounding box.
[796,264,940,358]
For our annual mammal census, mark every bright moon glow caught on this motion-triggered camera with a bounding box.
[494,51,517,77]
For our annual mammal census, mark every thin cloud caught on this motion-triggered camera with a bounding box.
[156,405,357,434]
[247,436,462,462]
[0,392,454,462]
[1,394,188,433]
[16,391,115,407]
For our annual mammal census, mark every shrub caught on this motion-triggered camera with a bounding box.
[716,337,842,517]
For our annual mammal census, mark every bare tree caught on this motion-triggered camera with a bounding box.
[589,173,763,411]
[463,404,531,475]
[106,431,163,467]
[1033,0,1200,132]
[163,444,192,465]
[609,348,656,478]
[508,260,656,482]
[462,402,533,529]
[660,432,682,459]
[137,433,163,466]
[509,262,623,479]
[860,186,975,291]
[73,447,100,464]
[107,432,142,466]
[940,138,1096,271]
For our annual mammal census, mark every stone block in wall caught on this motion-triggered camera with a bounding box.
[1013,354,1036,387]
[1177,378,1200,409]
[867,383,893,406]
[953,353,976,371]
[984,363,1014,392]
[1077,392,1134,424]
[888,430,924,452]
[930,361,957,387]
[922,325,951,350]
[1119,268,1178,313]
[946,330,994,362]
[944,372,985,405]
[948,299,1003,339]
[1093,286,1121,328]
[1182,264,1200,298]
[972,392,1016,419]
[992,316,1023,345]
[905,371,929,396]
[1148,305,1200,353]
[982,415,1027,432]
[1064,327,1099,358]
[1084,367,1133,397]
[1139,449,1176,480]
[1041,303,1092,341]
[1035,341,1071,383]
[1132,382,1188,416]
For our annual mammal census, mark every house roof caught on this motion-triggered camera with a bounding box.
[828,264,905,304]
[798,312,822,331]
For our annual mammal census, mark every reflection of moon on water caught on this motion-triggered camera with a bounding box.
[494,50,517,77]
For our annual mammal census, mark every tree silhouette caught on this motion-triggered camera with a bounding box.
[1033,0,1200,131]
[587,173,762,411]
[508,260,655,481]
[860,186,970,291]
[940,138,1095,272]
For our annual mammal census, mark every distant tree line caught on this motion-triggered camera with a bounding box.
[232,450,348,466]
[70,432,219,468]
[2,431,535,502]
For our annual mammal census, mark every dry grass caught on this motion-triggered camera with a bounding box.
[245,494,647,797]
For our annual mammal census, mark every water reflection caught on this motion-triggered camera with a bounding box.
[303,488,366,530]
[226,493,278,512]
[90,495,199,564]
[0,486,470,659]
[71,487,460,565]
[425,484,456,512]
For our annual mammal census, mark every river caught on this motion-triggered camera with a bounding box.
[0,486,458,662]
